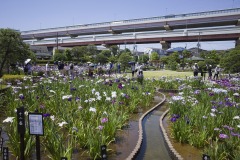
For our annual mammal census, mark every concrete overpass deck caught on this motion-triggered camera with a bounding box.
[21,8,240,40]
[24,26,240,47]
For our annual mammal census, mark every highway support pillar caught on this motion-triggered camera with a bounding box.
[164,24,172,31]
[236,37,240,47]
[237,19,240,26]
[160,41,171,50]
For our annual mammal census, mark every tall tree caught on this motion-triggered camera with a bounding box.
[87,44,97,56]
[118,52,133,72]
[109,45,119,56]
[0,28,34,77]
[71,46,87,62]
[95,53,108,64]
[150,52,159,61]
[64,48,73,61]
[101,50,111,57]
[220,47,240,73]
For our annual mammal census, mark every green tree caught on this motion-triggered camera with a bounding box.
[87,44,97,56]
[109,45,119,56]
[101,50,111,57]
[139,54,149,64]
[71,46,87,62]
[53,49,67,61]
[108,55,117,64]
[200,50,221,66]
[95,53,108,64]
[0,28,34,77]
[220,47,240,73]
[150,52,159,61]
[118,52,133,72]
[160,56,169,65]
[182,50,192,58]
[64,49,72,61]
[166,52,180,70]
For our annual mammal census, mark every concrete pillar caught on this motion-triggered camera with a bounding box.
[237,19,240,26]
[235,37,240,47]
[164,24,172,31]
[160,41,171,50]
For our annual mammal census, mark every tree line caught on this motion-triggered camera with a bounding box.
[0,28,239,77]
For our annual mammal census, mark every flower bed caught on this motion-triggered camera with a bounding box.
[1,75,155,159]
[168,78,240,159]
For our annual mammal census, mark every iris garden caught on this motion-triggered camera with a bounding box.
[1,73,240,159]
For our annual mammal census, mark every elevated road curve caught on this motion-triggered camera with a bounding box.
[21,8,240,40]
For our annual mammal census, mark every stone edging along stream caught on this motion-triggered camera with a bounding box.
[160,108,184,160]
[126,91,182,160]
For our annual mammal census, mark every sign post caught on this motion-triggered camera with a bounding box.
[202,154,210,160]
[0,127,3,150]
[0,137,3,153]
[2,147,9,160]
[101,145,107,160]
[28,112,44,160]
[17,107,25,160]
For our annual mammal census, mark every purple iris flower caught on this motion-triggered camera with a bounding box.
[112,99,116,104]
[226,101,234,107]
[40,104,45,109]
[209,92,214,96]
[119,101,124,105]
[98,125,104,131]
[219,134,228,139]
[75,97,80,101]
[101,117,108,123]
[118,83,123,90]
[170,114,180,122]
[19,94,24,100]
[70,87,76,91]
[43,113,50,117]
[194,90,200,94]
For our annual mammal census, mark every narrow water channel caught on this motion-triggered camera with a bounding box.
[135,102,172,160]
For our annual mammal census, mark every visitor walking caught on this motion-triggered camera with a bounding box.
[45,62,49,77]
[69,62,74,79]
[117,63,121,74]
[131,63,136,77]
[192,63,199,77]
[137,67,144,85]
[207,64,212,80]
[199,66,206,80]
[213,65,220,80]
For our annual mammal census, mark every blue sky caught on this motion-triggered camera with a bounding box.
[1,0,240,51]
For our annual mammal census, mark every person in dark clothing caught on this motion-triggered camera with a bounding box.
[199,66,206,80]
[58,61,65,75]
[192,63,199,77]
[207,64,212,80]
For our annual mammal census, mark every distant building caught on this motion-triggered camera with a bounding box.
[30,46,52,59]
[187,47,207,57]
[144,48,166,58]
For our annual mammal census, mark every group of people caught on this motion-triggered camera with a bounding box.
[192,63,221,80]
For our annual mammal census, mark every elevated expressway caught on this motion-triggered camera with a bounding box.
[21,8,240,49]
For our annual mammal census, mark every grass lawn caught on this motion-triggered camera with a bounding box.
[129,70,193,79]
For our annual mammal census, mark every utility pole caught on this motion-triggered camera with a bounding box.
[197,32,201,55]
[56,32,58,50]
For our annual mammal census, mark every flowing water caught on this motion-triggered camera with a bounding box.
[135,102,172,160]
